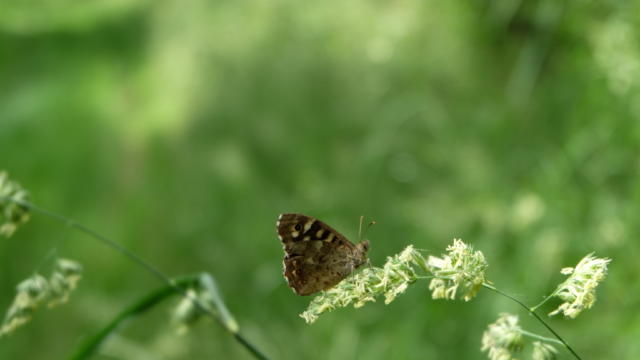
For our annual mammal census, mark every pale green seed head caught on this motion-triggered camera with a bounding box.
[301,245,426,324]
[549,253,611,318]
[481,313,524,360]
[428,239,488,302]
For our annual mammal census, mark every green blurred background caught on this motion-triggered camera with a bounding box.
[1,0,639,359]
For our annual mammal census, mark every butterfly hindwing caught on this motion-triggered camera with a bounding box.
[277,213,369,296]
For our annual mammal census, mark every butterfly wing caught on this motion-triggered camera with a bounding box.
[277,213,367,295]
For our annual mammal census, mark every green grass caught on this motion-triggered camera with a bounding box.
[1,0,638,358]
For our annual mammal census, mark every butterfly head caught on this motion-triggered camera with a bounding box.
[356,240,370,254]
[353,240,370,266]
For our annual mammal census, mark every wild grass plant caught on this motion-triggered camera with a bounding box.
[0,171,610,360]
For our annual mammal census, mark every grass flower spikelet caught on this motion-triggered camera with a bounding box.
[301,245,426,324]
[172,274,239,333]
[532,341,558,360]
[428,239,488,301]
[0,258,83,336]
[0,171,30,238]
[481,313,524,360]
[549,253,611,319]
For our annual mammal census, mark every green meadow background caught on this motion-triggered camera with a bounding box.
[1,1,639,359]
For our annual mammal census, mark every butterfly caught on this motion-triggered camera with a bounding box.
[277,213,370,295]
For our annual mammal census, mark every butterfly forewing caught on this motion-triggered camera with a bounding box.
[277,213,369,296]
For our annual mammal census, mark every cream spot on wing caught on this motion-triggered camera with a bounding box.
[278,234,283,241]
[305,257,316,264]
[276,220,280,227]
[316,229,325,238]
[313,241,323,250]
[278,214,283,220]
[303,219,315,232]
[292,231,299,238]
[324,233,335,243]
[303,236,311,241]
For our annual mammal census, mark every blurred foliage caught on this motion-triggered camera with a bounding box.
[1,0,640,359]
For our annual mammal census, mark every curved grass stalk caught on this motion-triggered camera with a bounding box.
[8,198,270,360]
[69,275,199,360]
[482,283,581,360]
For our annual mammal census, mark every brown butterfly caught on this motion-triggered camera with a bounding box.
[277,213,370,296]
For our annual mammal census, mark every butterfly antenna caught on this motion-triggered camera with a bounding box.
[363,220,376,240]
[358,215,365,241]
